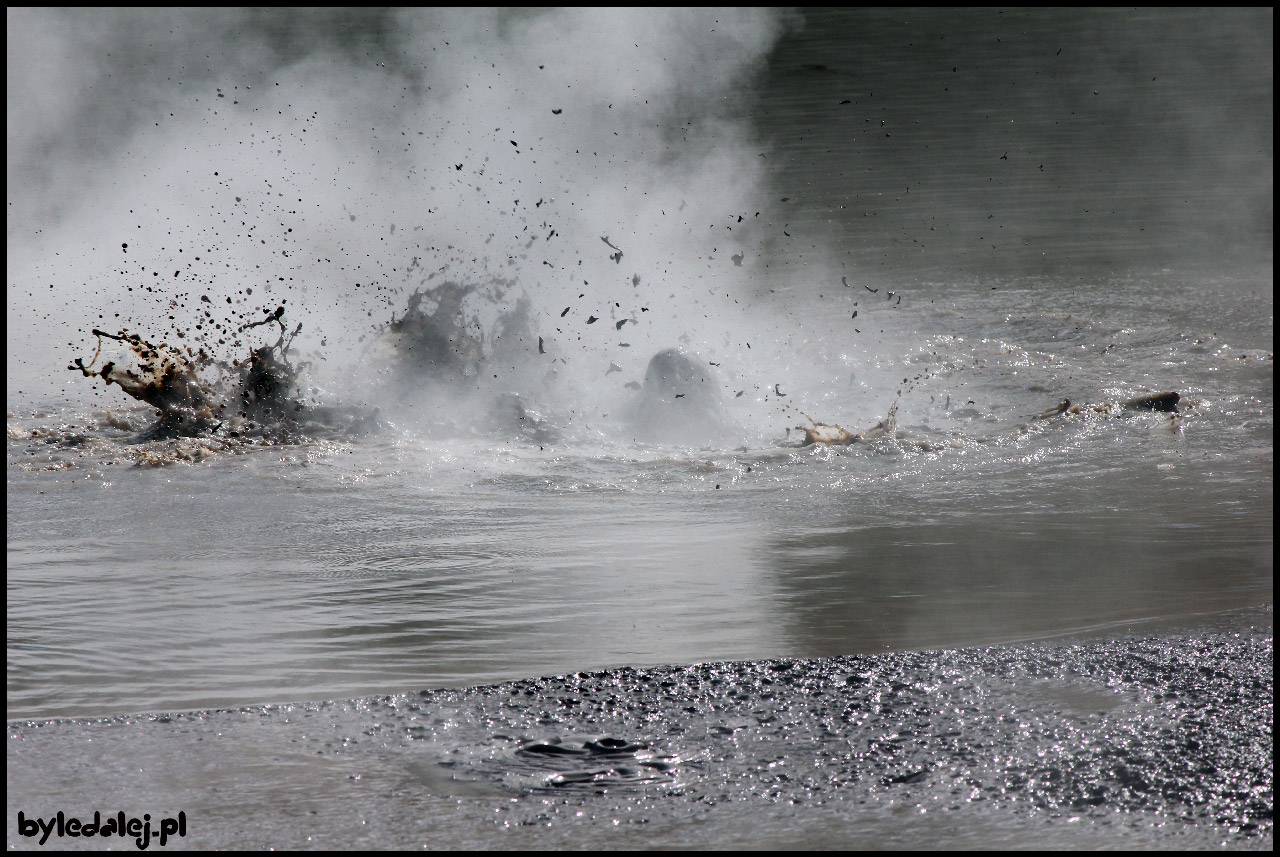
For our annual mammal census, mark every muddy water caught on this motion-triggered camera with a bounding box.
[6,7,1273,851]
[8,264,1272,718]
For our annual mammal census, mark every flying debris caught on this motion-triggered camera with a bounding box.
[67,304,378,443]
[793,401,899,447]
[601,236,624,264]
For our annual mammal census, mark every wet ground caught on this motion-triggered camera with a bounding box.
[8,611,1272,850]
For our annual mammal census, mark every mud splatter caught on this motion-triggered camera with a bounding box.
[791,397,900,447]
[69,307,372,444]
[70,329,221,440]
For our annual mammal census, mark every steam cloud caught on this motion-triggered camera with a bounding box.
[9,8,816,434]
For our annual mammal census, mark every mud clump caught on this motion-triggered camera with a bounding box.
[71,329,222,441]
[70,308,331,443]
[620,348,730,445]
[377,283,486,382]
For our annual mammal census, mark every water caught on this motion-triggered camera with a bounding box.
[6,7,1273,849]
[9,266,1272,718]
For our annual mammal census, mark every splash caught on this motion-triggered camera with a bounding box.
[1033,391,1182,420]
[69,307,373,443]
[369,279,536,388]
[70,329,220,439]
[792,397,900,447]
[8,9,802,417]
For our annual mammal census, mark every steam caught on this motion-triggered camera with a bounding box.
[9,7,825,440]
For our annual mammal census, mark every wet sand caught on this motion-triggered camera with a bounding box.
[8,612,1272,850]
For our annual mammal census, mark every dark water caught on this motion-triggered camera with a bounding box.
[756,8,1273,274]
[6,7,1273,850]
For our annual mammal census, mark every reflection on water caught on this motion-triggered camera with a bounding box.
[768,503,1272,656]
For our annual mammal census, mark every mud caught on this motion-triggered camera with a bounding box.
[7,619,1271,850]
[371,282,500,384]
[66,309,372,445]
[620,349,732,445]
[63,278,1201,458]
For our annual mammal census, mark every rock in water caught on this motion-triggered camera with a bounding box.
[1122,391,1180,412]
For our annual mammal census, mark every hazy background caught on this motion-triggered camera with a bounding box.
[8,8,802,415]
[10,8,1271,413]
[754,8,1273,278]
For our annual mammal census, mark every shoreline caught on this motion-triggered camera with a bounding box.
[8,613,1272,850]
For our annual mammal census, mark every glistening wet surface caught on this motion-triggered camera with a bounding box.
[8,618,1272,849]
